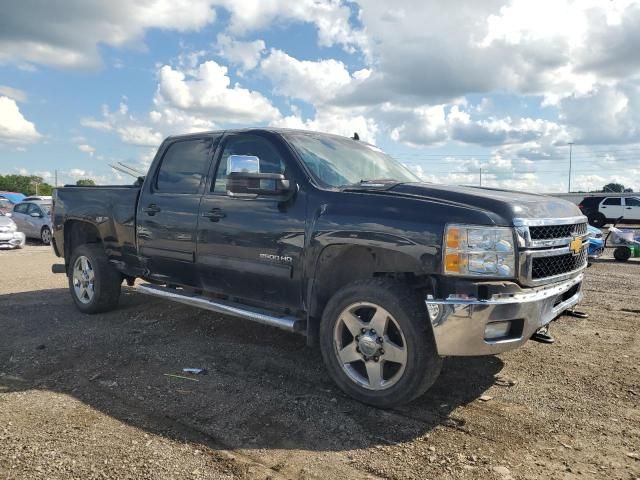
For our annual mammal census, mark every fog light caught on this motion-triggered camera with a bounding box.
[484,321,512,340]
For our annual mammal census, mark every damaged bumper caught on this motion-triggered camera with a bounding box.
[0,231,26,249]
[426,274,583,356]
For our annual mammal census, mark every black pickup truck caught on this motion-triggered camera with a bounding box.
[52,128,588,407]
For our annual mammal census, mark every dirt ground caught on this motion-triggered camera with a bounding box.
[0,243,638,480]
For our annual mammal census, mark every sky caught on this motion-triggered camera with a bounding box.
[0,0,639,192]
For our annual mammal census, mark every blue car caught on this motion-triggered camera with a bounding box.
[586,225,604,259]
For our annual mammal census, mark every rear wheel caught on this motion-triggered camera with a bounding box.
[68,244,122,313]
[40,226,51,245]
[589,212,606,228]
[613,246,631,262]
[320,278,442,407]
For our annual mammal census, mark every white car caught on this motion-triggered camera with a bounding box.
[0,214,26,249]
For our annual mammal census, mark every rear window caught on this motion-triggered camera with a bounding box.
[156,138,212,193]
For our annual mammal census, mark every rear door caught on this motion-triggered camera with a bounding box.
[599,197,623,220]
[137,135,220,287]
[196,132,306,310]
[623,197,640,221]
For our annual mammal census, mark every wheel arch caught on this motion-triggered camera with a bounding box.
[63,220,103,270]
[305,243,432,344]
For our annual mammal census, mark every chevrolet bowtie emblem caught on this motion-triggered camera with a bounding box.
[569,236,582,255]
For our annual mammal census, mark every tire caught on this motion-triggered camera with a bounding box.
[68,244,122,313]
[40,226,51,245]
[589,212,606,228]
[319,278,442,408]
[613,246,631,262]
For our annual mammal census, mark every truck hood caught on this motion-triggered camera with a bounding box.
[388,183,583,224]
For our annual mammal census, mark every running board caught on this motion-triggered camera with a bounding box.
[136,283,304,333]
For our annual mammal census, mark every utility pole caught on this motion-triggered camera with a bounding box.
[568,142,574,193]
[55,169,58,188]
[479,167,483,187]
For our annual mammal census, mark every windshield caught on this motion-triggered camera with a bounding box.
[284,133,419,188]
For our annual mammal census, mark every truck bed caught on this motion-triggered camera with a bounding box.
[52,185,141,271]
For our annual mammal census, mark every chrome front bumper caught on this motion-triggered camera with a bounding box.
[426,274,584,356]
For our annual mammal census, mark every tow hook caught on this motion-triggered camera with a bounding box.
[531,325,555,344]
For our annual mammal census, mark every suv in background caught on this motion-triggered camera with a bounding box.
[12,200,53,245]
[579,196,640,227]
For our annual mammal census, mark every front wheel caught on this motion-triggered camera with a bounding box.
[68,244,122,313]
[320,278,442,408]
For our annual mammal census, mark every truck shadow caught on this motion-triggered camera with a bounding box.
[0,288,503,453]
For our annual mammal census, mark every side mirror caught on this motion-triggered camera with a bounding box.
[228,154,260,174]
[227,172,291,197]
[30,212,42,218]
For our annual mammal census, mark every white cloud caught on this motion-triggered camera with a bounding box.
[559,83,640,144]
[275,106,378,144]
[212,0,367,54]
[385,103,568,148]
[82,102,165,147]
[260,49,355,103]
[118,126,164,147]
[333,0,640,109]
[156,61,281,124]
[216,34,265,72]
[77,144,95,156]
[0,86,27,102]
[0,0,217,69]
[0,96,41,145]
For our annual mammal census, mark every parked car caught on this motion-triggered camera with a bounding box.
[0,191,26,204]
[12,200,53,244]
[52,128,588,407]
[0,213,26,249]
[22,195,53,202]
[0,198,13,216]
[579,196,640,227]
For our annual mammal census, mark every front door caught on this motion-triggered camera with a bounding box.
[196,132,306,310]
[623,197,640,221]
[137,135,219,287]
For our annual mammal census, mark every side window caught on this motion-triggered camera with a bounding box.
[27,204,41,216]
[14,203,28,214]
[155,138,212,193]
[212,135,285,194]
[625,197,640,207]
[602,198,621,206]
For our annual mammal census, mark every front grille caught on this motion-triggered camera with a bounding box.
[531,249,587,280]
[529,222,587,240]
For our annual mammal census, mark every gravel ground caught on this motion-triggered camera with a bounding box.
[0,243,639,480]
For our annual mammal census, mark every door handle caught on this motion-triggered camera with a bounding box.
[626,207,632,209]
[143,204,161,215]
[201,208,226,221]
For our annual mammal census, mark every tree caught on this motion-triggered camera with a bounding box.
[76,178,96,186]
[601,183,626,193]
[0,174,54,196]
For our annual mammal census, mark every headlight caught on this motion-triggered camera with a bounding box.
[7,222,17,232]
[444,225,515,277]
